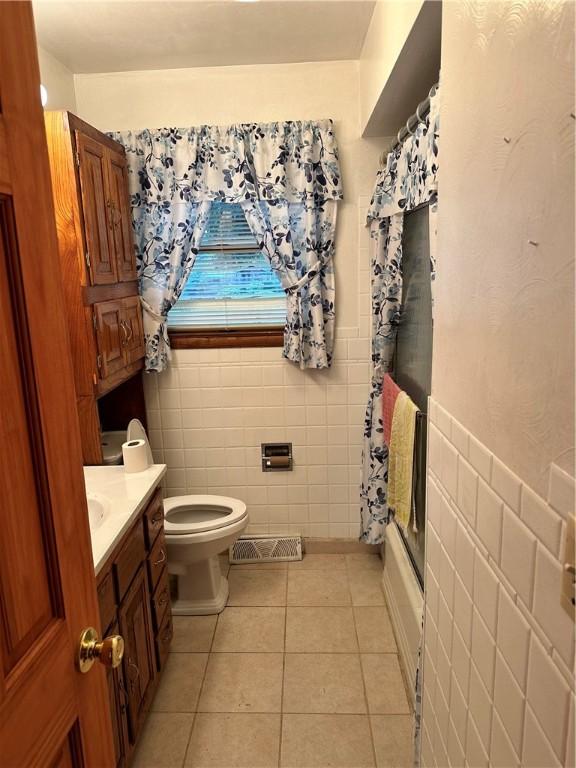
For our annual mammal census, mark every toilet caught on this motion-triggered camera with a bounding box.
[125,419,249,615]
[164,494,248,615]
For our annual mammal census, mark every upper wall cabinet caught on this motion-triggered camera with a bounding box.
[76,129,137,285]
[44,111,144,464]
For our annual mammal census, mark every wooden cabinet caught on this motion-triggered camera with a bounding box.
[75,127,137,288]
[122,295,146,364]
[95,300,126,381]
[108,148,138,283]
[95,297,146,393]
[97,486,172,768]
[76,131,118,285]
[119,567,156,742]
[44,111,145,464]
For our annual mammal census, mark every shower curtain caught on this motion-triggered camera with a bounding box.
[359,88,440,546]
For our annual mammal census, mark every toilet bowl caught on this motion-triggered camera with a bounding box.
[164,494,248,615]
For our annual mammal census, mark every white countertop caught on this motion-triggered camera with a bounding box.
[84,464,167,575]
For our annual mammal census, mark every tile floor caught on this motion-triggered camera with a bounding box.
[133,553,413,768]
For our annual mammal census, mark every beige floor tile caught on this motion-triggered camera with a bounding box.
[348,569,385,606]
[354,607,397,653]
[371,715,414,767]
[132,713,194,768]
[212,607,285,652]
[172,616,218,652]
[198,653,283,713]
[285,607,358,653]
[287,570,351,606]
[346,554,383,571]
[185,713,281,767]
[228,571,287,606]
[229,561,288,570]
[283,653,366,714]
[289,554,347,570]
[280,714,375,767]
[152,653,208,713]
[360,655,411,714]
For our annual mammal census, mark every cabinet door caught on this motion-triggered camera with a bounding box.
[118,566,156,744]
[121,295,146,365]
[107,149,138,282]
[94,300,125,380]
[76,131,118,285]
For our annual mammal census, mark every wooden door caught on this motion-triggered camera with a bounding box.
[106,623,130,768]
[76,131,118,285]
[107,149,138,282]
[118,566,156,745]
[121,295,146,365]
[95,299,126,380]
[0,4,115,766]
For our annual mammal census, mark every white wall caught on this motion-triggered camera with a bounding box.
[432,0,575,498]
[359,0,423,131]
[422,2,575,767]
[75,60,387,537]
[37,46,76,111]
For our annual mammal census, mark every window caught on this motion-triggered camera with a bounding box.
[168,203,285,347]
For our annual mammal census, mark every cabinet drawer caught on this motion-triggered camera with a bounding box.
[114,520,145,602]
[143,488,164,548]
[151,567,170,631]
[148,530,167,592]
[97,571,116,634]
[155,607,173,671]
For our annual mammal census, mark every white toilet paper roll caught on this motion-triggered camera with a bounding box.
[122,439,150,473]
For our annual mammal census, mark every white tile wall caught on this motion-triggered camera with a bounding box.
[421,397,575,768]
[144,343,371,538]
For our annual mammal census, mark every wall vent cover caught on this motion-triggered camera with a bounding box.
[229,534,302,564]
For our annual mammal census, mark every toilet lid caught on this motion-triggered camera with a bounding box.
[164,495,247,534]
[127,418,154,465]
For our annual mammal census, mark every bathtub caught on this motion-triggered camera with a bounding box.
[381,521,424,705]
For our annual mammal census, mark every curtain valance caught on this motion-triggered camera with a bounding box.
[111,119,343,206]
[366,89,440,222]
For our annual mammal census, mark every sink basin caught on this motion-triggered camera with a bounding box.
[87,493,110,531]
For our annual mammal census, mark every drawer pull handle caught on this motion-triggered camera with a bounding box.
[153,549,167,566]
[151,513,163,525]
[158,592,168,606]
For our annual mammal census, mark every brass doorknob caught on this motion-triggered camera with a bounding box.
[78,627,125,674]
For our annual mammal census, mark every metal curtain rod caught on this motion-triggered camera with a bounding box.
[379,82,439,166]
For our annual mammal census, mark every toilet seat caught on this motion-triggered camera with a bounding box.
[164,494,247,535]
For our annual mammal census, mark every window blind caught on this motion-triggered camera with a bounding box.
[168,202,285,329]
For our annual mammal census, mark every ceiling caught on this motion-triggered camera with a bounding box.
[33,0,376,74]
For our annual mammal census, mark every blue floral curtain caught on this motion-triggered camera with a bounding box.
[241,199,336,368]
[359,88,440,545]
[111,120,342,372]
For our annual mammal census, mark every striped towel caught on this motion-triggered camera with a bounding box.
[383,374,401,447]
[387,390,419,531]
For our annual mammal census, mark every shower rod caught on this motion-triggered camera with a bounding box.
[379,81,439,165]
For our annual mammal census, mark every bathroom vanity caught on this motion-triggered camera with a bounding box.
[86,464,171,767]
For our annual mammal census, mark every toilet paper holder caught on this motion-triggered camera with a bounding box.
[261,443,292,472]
